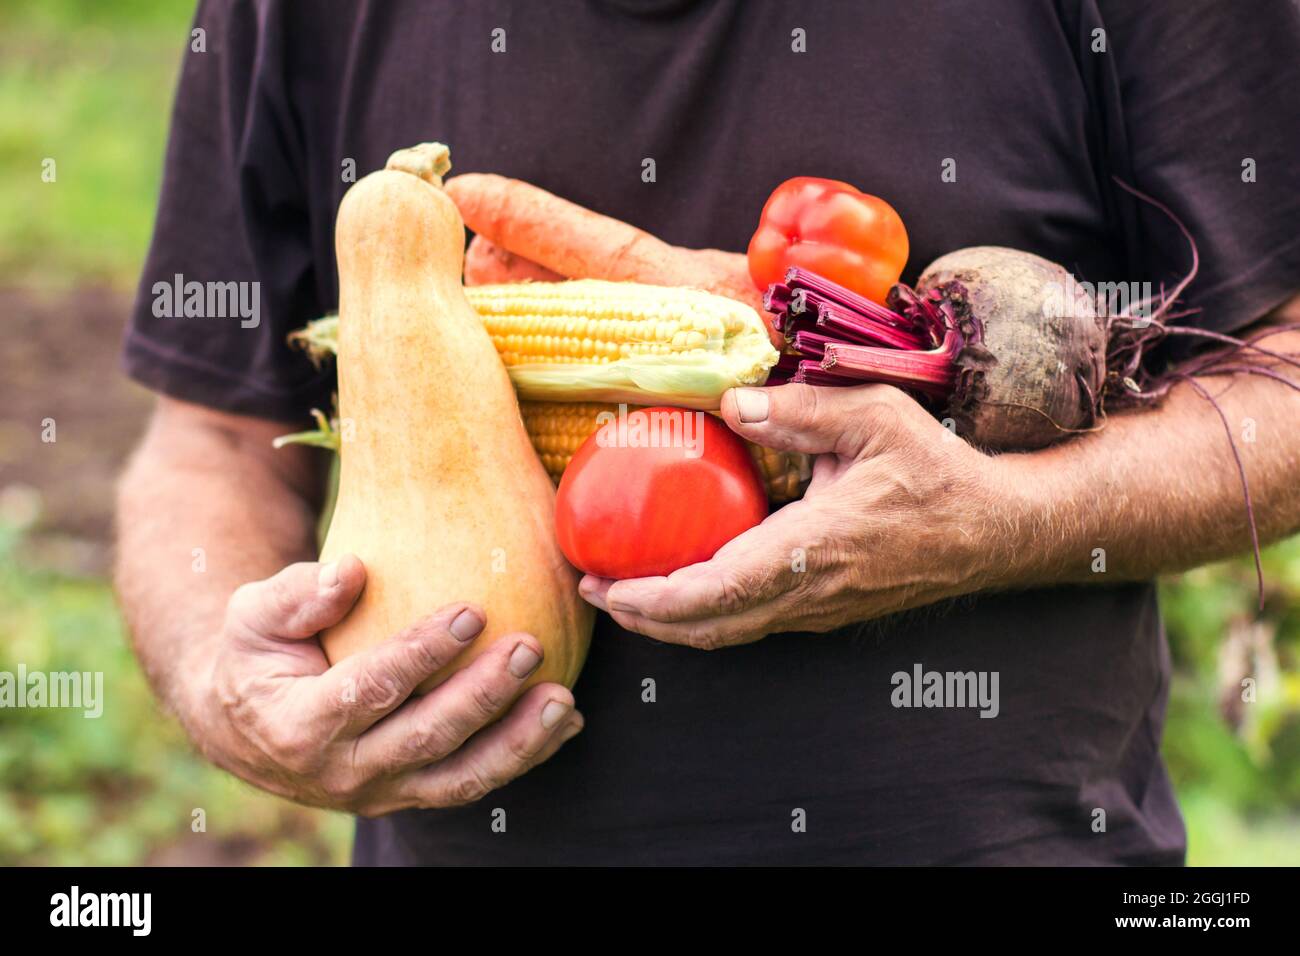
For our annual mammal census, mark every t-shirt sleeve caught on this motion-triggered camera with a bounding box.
[121,0,331,424]
[1096,0,1300,335]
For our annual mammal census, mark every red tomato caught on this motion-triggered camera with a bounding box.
[747,176,909,306]
[555,407,768,579]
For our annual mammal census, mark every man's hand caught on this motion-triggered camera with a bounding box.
[186,553,583,815]
[578,383,1020,647]
[117,398,582,815]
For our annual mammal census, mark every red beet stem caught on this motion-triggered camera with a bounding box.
[821,329,963,397]
[792,330,835,359]
[762,268,974,404]
[817,305,929,349]
[785,267,918,330]
[793,360,860,386]
[778,280,932,347]
[763,283,792,314]
[772,352,803,374]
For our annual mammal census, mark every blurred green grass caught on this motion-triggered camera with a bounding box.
[0,0,184,287]
[0,0,357,866]
[0,523,352,866]
[2,0,1298,866]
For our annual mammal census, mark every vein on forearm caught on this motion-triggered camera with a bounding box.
[1006,325,1300,586]
[113,407,324,711]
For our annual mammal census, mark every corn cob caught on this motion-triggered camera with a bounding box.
[289,280,779,410]
[470,280,778,408]
[474,281,742,364]
[518,401,809,504]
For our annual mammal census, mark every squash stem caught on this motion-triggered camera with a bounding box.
[384,142,453,187]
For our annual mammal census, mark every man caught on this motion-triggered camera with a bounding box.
[117,0,1300,864]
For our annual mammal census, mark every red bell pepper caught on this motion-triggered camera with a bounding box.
[747,177,909,306]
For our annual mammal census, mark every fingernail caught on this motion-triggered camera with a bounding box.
[735,388,770,423]
[450,608,485,642]
[608,601,636,614]
[508,642,542,678]
[540,699,571,730]
[318,562,340,590]
[558,719,584,742]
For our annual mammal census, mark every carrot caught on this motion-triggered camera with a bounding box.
[445,173,779,346]
[464,235,563,285]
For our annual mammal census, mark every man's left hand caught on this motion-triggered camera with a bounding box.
[580,383,1033,648]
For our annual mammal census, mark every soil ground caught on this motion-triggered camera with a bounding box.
[0,285,153,573]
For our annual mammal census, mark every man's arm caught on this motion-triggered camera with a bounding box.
[1006,309,1300,586]
[115,397,584,812]
[116,397,325,716]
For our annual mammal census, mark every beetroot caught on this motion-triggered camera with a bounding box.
[916,247,1106,450]
[764,251,1111,451]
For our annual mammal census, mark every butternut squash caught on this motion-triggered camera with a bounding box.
[319,143,593,693]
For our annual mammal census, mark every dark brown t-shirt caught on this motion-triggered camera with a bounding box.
[125,0,1300,864]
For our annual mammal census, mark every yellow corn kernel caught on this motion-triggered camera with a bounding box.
[466,280,747,368]
[747,442,812,504]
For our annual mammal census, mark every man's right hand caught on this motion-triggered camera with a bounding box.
[177,553,583,815]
